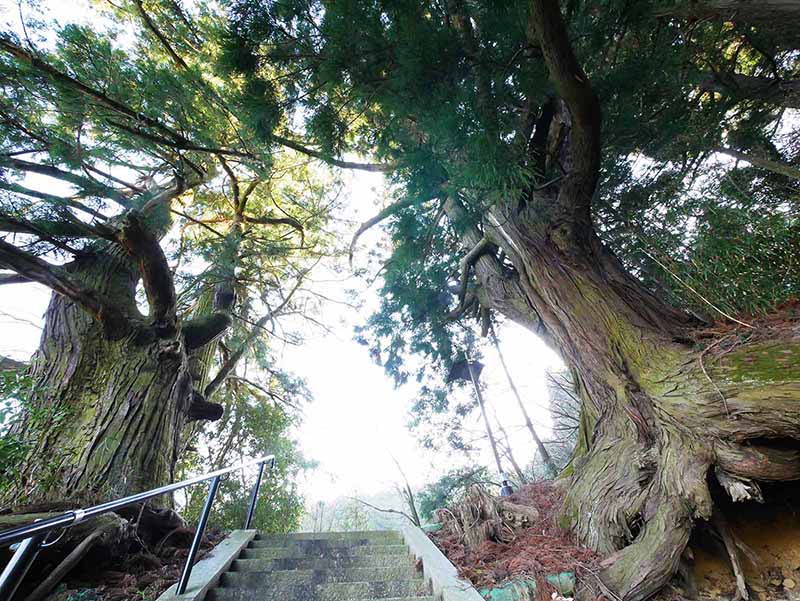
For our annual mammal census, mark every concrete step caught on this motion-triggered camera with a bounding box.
[249,537,401,550]
[204,531,431,601]
[231,554,410,571]
[221,566,422,587]
[209,592,432,601]
[255,530,403,544]
[241,543,410,559]
[208,579,431,600]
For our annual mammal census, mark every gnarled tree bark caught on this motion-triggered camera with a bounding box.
[440,1,800,599]
[5,241,194,505]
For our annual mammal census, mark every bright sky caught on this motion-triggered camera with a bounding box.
[283,174,563,504]
[0,0,563,506]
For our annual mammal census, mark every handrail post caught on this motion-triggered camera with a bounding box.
[177,474,221,595]
[0,532,47,601]
[243,460,267,530]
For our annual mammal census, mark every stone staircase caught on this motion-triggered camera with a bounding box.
[204,530,433,601]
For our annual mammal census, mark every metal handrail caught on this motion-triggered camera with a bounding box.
[0,453,275,600]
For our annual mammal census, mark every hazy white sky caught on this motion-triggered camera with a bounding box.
[0,0,563,505]
[288,178,562,504]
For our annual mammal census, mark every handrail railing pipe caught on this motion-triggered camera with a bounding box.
[244,457,273,530]
[177,474,221,595]
[0,454,274,601]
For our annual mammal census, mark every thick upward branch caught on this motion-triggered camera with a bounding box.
[117,212,176,330]
[527,0,601,226]
[457,236,491,309]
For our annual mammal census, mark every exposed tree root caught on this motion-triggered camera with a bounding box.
[435,485,539,548]
[23,517,124,601]
[713,511,749,601]
[0,503,192,597]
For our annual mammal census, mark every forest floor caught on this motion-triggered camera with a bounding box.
[43,528,226,601]
[429,480,800,601]
[429,481,601,600]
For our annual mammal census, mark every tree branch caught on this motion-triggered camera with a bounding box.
[701,72,800,109]
[117,212,176,331]
[0,181,107,220]
[133,0,190,71]
[348,497,416,525]
[1,38,398,173]
[529,97,556,177]
[272,133,395,172]
[0,214,109,239]
[0,271,30,285]
[218,155,241,211]
[244,213,303,230]
[231,376,303,412]
[527,0,601,224]
[203,274,305,399]
[0,38,181,143]
[0,239,131,338]
[187,390,224,422]
[715,146,800,180]
[349,196,427,264]
[183,311,232,350]
[457,236,491,309]
[0,157,129,204]
[0,38,246,161]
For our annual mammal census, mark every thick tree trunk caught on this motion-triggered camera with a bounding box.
[4,245,193,507]
[456,198,800,600]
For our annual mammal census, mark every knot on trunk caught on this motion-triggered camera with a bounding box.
[187,390,223,422]
[182,312,232,350]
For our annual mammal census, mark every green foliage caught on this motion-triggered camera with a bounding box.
[179,365,313,534]
[598,161,800,319]
[224,0,800,329]
[0,0,340,510]
[0,368,72,496]
[354,204,470,386]
[217,0,797,468]
[416,467,491,523]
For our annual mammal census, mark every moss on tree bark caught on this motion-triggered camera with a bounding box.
[464,198,800,600]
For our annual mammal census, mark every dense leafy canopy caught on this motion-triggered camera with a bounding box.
[0,0,347,523]
[222,0,799,457]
